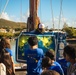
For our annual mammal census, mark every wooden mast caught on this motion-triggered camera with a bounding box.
[27,0,40,31]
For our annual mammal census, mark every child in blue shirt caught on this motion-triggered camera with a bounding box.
[45,50,64,75]
[24,36,44,75]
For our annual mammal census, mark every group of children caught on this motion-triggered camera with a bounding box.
[0,23,76,75]
[24,35,76,75]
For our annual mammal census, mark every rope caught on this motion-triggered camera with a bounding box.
[0,0,2,14]
[0,0,9,17]
[0,0,2,18]
[1,0,9,13]
[20,0,22,22]
[40,0,42,22]
[58,0,63,30]
[50,0,54,30]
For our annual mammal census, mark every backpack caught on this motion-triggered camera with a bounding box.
[0,49,14,75]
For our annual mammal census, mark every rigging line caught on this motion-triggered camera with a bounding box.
[50,0,54,30]
[56,0,63,59]
[58,0,63,30]
[20,0,22,22]
[0,0,2,14]
[1,0,9,14]
[40,0,42,22]
[62,8,65,24]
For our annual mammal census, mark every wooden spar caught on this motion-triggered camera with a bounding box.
[27,0,40,31]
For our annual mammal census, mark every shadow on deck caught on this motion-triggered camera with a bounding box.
[15,71,27,75]
[15,69,27,75]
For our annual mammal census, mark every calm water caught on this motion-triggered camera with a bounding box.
[10,39,17,63]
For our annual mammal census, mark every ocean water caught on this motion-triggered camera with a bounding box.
[10,39,18,63]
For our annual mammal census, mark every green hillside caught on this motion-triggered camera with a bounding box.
[0,19,27,29]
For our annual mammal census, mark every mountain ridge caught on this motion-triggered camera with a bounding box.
[0,19,27,29]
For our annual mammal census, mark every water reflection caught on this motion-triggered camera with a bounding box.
[10,39,26,68]
[10,39,17,63]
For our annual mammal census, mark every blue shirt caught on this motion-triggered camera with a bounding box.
[25,48,44,75]
[49,61,64,75]
[57,59,70,75]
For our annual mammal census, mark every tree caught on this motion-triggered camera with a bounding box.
[63,22,68,28]
[63,26,76,38]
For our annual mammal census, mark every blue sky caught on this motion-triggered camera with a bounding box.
[0,0,76,29]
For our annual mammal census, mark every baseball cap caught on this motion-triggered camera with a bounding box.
[39,23,45,29]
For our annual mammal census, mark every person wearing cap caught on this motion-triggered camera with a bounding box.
[37,23,45,33]
[31,23,45,34]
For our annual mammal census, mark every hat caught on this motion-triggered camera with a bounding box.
[39,23,45,29]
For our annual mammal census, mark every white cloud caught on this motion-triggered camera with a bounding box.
[0,12,76,29]
[0,12,20,22]
[11,10,29,22]
[42,16,71,29]
[49,17,75,29]
[22,10,29,22]
[0,12,10,20]
[0,11,29,22]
